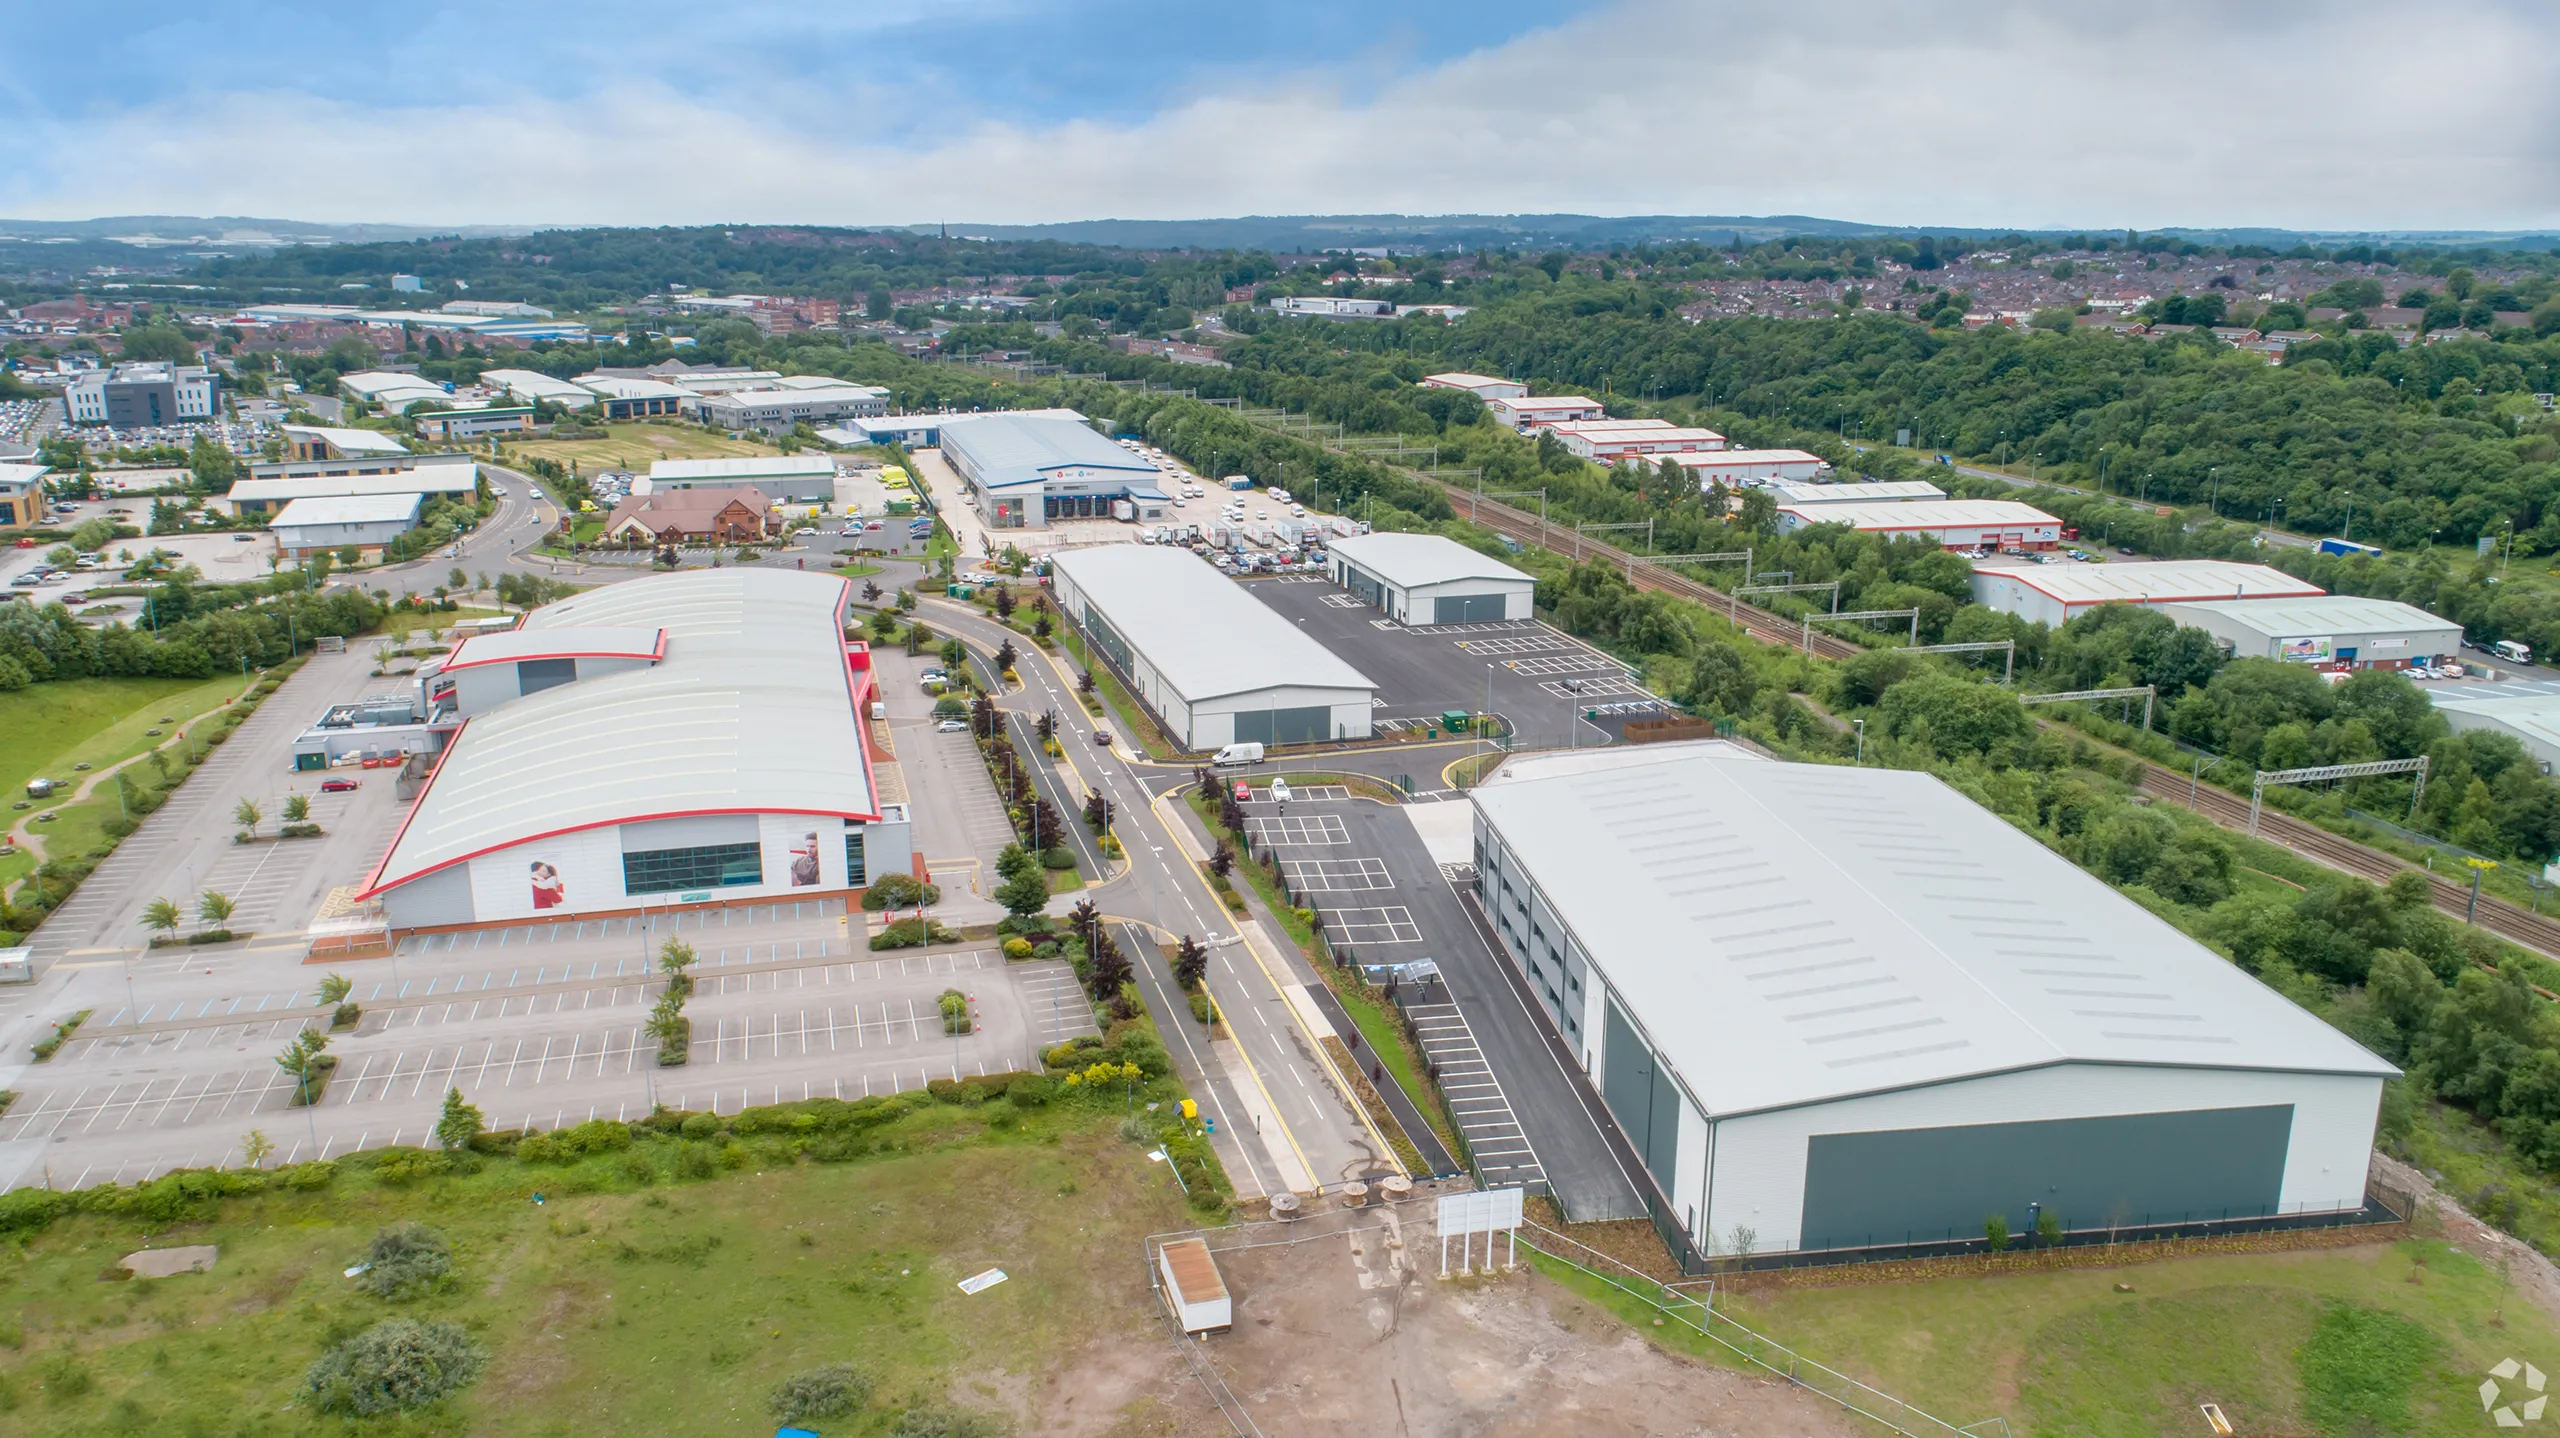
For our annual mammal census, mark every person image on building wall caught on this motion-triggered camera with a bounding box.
[790,832,821,887]
[530,860,565,910]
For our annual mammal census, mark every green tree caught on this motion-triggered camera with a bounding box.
[317,973,353,1005]
[277,1026,330,1102]
[283,792,311,823]
[234,796,264,837]
[995,863,1051,920]
[197,889,237,928]
[118,325,198,365]
[141,896,183,941]
[435,1087,484,1152]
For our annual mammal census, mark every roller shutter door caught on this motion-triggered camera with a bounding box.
[1433,593,1508,624]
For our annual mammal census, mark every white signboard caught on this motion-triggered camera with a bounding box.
[1437,1186,1526,1240]
[1437,1187,1527,1276]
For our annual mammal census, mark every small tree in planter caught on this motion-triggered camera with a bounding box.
[196,889,237,939]
[1174,934,1208,989]
[992,637,1018,678]
[283,793,311,824]
[938,988,971,1035]
[279,1027,333,1105]
[1209,842,1235,881]
[141,896,183,945]
[1085,930,1133,1001]
[318,972,362,1030]
[233,796,264,840]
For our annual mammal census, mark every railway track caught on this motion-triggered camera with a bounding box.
[1433,488,1867,660]
[2134,759,2560,960]
[1341,426,2560,960]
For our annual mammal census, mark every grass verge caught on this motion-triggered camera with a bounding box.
[0,1096,1199,1436]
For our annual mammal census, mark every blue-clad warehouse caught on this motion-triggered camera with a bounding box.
[938,410,1164,529]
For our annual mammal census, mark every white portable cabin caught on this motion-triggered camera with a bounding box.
[1158,1238,1231,1334]
[0,945,31,984]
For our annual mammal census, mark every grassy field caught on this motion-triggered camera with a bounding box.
[1711,1235,2548,1436]
[1538,1230,2554,1437]
[0,675,244,802]
[502,423,777,474]
[377,607,508,641]
[0,1101,1197,1435]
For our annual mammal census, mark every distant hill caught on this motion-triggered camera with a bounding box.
[0,215,538,246]
[907,213,2560,254]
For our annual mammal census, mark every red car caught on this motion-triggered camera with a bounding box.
[319,778,360,793]
[1232,780,1252,803]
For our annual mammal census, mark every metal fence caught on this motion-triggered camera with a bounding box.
[1517,1219,2012,1438]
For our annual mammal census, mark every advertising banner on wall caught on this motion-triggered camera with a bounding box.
[2279,636,2334,663]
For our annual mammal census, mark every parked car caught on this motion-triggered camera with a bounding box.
[1232,780,1253,803]
[7,573,40,587]
[1270,778,1292,803]
[934,719,969,733]
[318,778,360,793]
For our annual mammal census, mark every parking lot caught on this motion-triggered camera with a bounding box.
[1239,784,1647,1220]
[1244,574,1668,748]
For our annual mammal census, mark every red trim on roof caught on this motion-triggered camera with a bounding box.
[357,716,469,897]
[438,628,667,672]
[1978,566,2326,605]
[359,575,881,902]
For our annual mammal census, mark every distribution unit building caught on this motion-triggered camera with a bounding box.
[1765,479,1946,506]
[1776,498,2062,550]
[1328,531,1535,624]
[1051,544,1375,748]
[2155,596,2461,671]
[939,410,1164,529]
[1671,449,1831,486]
[1421,372,1527,401]
[269,493,424,557]
[1969,559,2327,627]
[1469,743,2394,1259]
[2429,685,2560,776]
[360,569,908,930]
[229,460,480,517]
[645,455,837,503]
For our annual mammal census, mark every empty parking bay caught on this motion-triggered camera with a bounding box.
[1245,814,1351,846]
[1323,906,1424,944]
[1282,857,1394,891]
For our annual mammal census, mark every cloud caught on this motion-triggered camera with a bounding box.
[3,0,2553,230]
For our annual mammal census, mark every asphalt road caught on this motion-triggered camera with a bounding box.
[1314,796,1647,1221]
[920,595,1398,1195]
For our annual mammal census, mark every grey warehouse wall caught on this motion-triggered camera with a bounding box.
[1797,1103,2295,1251]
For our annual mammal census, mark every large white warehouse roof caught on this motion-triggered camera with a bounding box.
[1051,545,1374,703]
[361,568,876,896]
[2156,595,2461,641]
[1974,559,2324,608]
[1327,532,1531,590]
[1470,747,2393,1120]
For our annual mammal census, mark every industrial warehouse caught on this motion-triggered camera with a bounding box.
[940,409,1165,528]
[1969,558,2326,626]
[357,568,910,930]
[1469,743,2394,1260]
[1051,543,1376,748]
[2155,595,2463,671]
[1327,531,1535,624]
[1775,497,2064,550]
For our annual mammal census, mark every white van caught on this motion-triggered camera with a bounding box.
[1211,742,1264,767]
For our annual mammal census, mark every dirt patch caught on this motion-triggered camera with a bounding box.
[121,1245,219,1277]
[1193,1206,1860,1437]
[2373,1150,2560,1325]
[487,1283,582,1402]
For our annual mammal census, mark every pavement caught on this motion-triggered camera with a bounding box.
[1242,573,1658,750]
[919,594,1401,1196]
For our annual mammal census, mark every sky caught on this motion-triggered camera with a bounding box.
[3,0,2556,232]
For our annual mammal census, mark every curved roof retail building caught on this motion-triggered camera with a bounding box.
[359,568,907,930]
